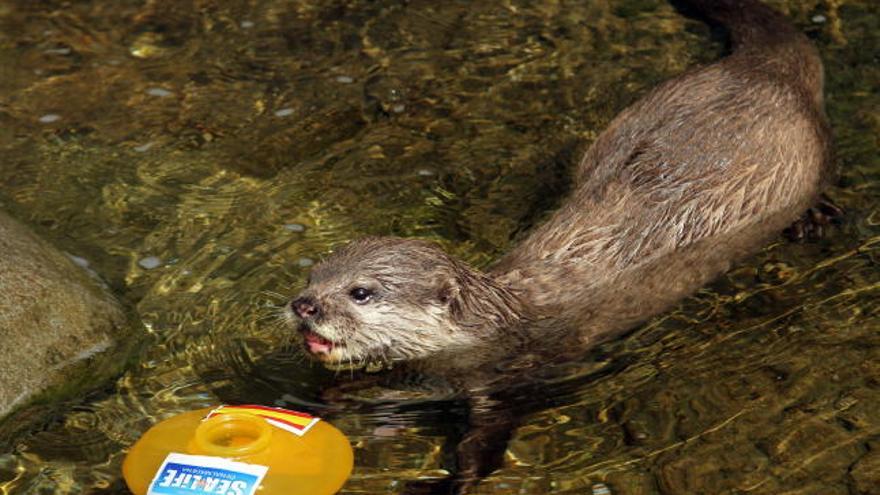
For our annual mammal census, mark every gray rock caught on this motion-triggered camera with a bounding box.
[0,211,127,420]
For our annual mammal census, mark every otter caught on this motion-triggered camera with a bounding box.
[287,0,833,492]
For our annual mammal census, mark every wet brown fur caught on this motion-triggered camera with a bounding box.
[291,0,831,371]
[293,237,529,367]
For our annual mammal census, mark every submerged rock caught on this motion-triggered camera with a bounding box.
[0,211,128,420]
[850,445,880,494]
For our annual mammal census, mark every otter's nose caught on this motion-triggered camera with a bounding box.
[291,297,321,320]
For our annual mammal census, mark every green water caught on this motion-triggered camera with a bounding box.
[0,0,878,493]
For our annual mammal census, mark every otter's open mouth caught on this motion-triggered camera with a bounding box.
[296,324,392,372]
[298,325,344,357]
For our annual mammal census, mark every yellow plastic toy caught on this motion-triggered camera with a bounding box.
[123,405,353,495]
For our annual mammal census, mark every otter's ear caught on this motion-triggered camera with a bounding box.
[437,276,460,307]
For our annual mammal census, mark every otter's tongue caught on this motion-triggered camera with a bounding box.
[304,331,334,354]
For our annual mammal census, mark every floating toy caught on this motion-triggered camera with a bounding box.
[123,405,353,495]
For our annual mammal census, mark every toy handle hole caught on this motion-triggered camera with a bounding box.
[194,413,272,457]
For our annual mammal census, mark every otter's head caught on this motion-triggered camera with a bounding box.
[287,237,521,367]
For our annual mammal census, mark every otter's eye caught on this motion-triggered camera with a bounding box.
[349,287,373,304]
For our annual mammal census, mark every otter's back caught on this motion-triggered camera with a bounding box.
[493,0,831,332]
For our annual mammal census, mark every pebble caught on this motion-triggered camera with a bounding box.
[240,20,255,29]
[283,223,306,232]
[592,483,612,495]
[274,107,294,117]
[67,255,90,268]
[372,426,401,437]
[44,47,71,55]
[146,87,173,97]
[811,14,827,23]
[138,256,162,269]
[835,395,858,410]
[134,142,156,153]
[38,113,61,123]
[417,168,435,177]
[391,103,406,113]
[129,39,164,59]
[297,257,314,268]
[335,75,354,84]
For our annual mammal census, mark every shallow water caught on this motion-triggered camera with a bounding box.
[0,0,878,493]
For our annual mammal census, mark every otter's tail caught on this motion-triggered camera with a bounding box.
[680,0,824,103]
[681,0,800,50]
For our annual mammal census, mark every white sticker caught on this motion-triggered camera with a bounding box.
[147,453,268,495]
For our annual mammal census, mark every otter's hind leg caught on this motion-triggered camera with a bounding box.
[786,194,845,241]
